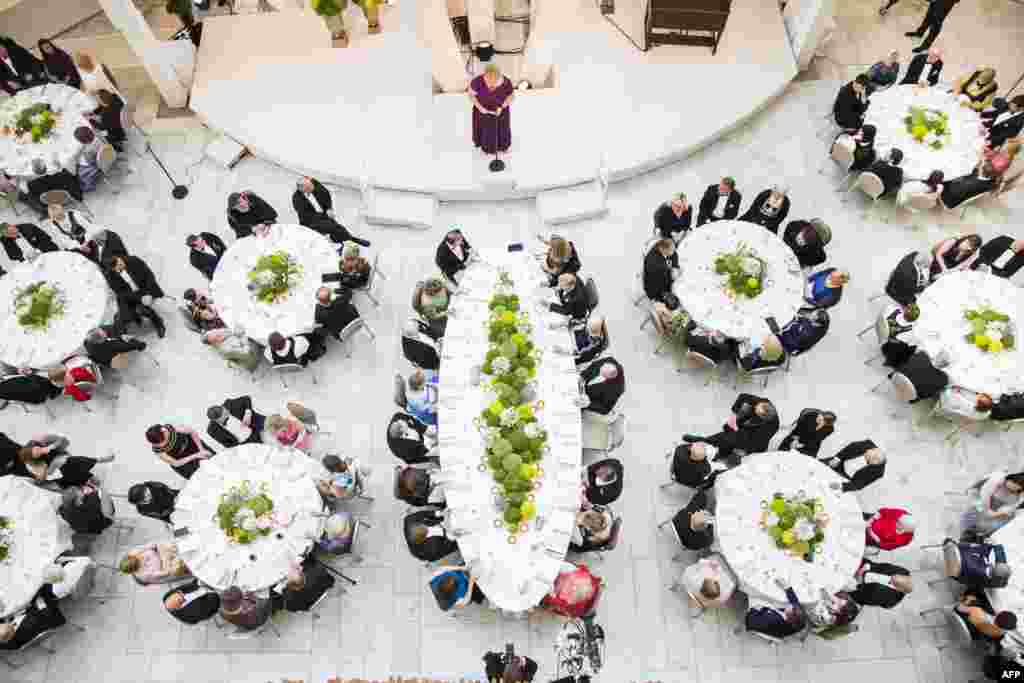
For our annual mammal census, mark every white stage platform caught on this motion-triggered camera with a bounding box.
[189,0,798,202]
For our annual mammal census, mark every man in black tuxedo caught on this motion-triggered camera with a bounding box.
[227,191,278,239]
[272,558,335,613]
[386,412,438,465]
[721,393,779,455]
[849,561,913,608]
[185,232,226,280]
[127,481,178,522]
[643,239,676,303]
[1,222,58,262]
[899,50,943,86]
[906,0,960,52]
[0,370,62,406]
[975,236,1024,279]
[988,96,1024,149]
[670,489,715,552]
[885,251,930,306]
[744,578,806,639]
[89,229,128,265]
[833,75,870,131]
[205,396,265,448]
[548,273,590,322]
[104,254,166,337]
[580,357,625,415]
[292,176,371,247]
[826,440,887,492]
[401,320,441,371]
[163,580,221,625]
[84,325,147,368]
[314,286,361,340]
[0,585,66,650]
[404,509,458,562]
[868,148,905,196]
[59,485,113,535]
[696,177,742,226]
[782,219,830,269]
[0,41,45,95]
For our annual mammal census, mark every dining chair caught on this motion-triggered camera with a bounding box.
[849,172,888,222]
[826,139,856,189]
[271,362,316,389]
[940,190,992,221]
[352,251,386,308]
[632,238,660,307]
[856,304,899,365]
[95,142,121,194]
[582,409,626,456]
[335,318,376,359]
[733,359,784,390]
[679,349,719,385]
[919,604,986,662]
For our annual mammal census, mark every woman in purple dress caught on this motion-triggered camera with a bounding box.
[469,62,514,154]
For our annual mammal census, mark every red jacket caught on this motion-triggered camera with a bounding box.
[867,507,913,550]
[64,366,97,402]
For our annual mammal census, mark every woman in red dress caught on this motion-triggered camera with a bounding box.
[468,62,514,155]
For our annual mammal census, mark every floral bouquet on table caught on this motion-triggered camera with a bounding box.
[903,106,951,150]
[760,492,829,563]
[14,281,66,331]
[713,243,766,300]
[216,481,275,545]
[0,516,13,563]
[476,271,548,539]
[8,103,58,143]
[247,251,303,305]
[963,306,1016,353]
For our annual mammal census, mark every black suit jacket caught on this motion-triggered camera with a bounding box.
[85,329,145,368]
[745,587,804,638]
[228,193,278,238]
[925,0,958,23]
[105,255,164,303]
[95,230,128,265]
[779,410,833,457]
[208,396,265,447]
[940,171,996,209]
[279,560,334,612]
[729,394,780,454]
[900,53,942,86]
[315,299,360,336]
[830,439,885,492]
[643,246,674,302]
[697,185,742,226]
[134,481,178,521]
[581,358,625,415]
[833,83,867,130]
[0,40,44,93]
[738,189,791,234]
[896,351,949,401]
[0,374,61,404]
[402,335,440,371]
[885,251,927,306]
[292,179,334,227]
[975,236,1024,279]
[782,220,827,269]
[549,282,590,321]
[60,492,112,534]
[435,237,473,283]
[989,112,1024,149]
[0,585,65,651]
[671,444,713,488]
[850,561,910,608]
[1,223,59,262]
[387,412,433,464]
[188,232,226,280]
[654,203,693,240]
[27,169,82,201]
[404,509,458,561]
[868,160,904,196]
[672,489,714,551]
[164,580,221,625]
[0,431,20,476]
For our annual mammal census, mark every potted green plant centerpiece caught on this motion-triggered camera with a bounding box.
[964,306,1016,353]
[903,106,951,150]
[216,481,276,545]
[713,242,767,300]
[247,251,303,304]
[10,103,59,143]
[760,492,829,562]
[13,281,65,331]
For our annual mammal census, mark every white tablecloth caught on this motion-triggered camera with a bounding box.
[0,84,97,177]
[864,85,984,181]
[672,221,805,340]
[0,251,111,368]
[714,452,865,605]
[211,224,339,341]
[439,249,583,612]
[0,476,73,618]
[912,270,1024,396]
[986,517,1024,615]
[170,445,326,592]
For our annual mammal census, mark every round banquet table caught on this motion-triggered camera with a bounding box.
[169,444,326,592]
[672,221,805,340]
[714,452,865,605]
[912,270,1024,397]
[864,85,984,181]
[0,84,97,177]
[0,476,74,618]
[985,516,1024,616]
[438,248,583,612]
[211,223,340,341]
[0,251,111,368]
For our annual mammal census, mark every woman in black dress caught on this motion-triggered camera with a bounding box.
[778,409,836,457]
[146,424,214,479]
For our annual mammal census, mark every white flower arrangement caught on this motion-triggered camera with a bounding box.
[0,517,13,563]
[523,422,543,439]
[499,407,520,427]
[794,518,817,542]
[763,512,779,527]
[492,356,512,375]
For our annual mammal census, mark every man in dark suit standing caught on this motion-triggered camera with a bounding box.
[206,396,265,448]
[696,177,742,226]
[292,176,371,247]
[1,222,59,262]
[227,191,278,239]
[0,41,45,95]
[849,561,913,608]
[906,0,960,52]
[833,75,870,132]
[127,481,178,522]
[0,584,66,650]
[899,49,943,86]
[988,96,1024,149]
[185,233,226,280]
[104,254,167,337]
[59,484,113,535]
[580,357,625,415]
[163,580,221,625]
[940,160,998,210]
[868,149,905,196]
[84,325,147,368]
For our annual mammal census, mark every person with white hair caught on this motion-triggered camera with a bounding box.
[865,507,916,552]
[827,440,886,492]
[314,286,361,340]
[579,357,625,415]
[679,553,737,616]
[738,184,791,234]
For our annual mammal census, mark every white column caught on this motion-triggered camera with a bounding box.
[97,0,195,108]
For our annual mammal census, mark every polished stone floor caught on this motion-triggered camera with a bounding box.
[2,77,1024,683]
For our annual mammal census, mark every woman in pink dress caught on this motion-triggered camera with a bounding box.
[468,62,514,155]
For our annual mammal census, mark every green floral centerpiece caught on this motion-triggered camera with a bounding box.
[14,282,65,331]
[713,243,767,299]
[903,106,950,150]
[12,103,58,143]
[216,481,275,544]
[759,492,829,562]
[964,306,1015,354]
[476,270,548,537]
[248,251,303,304]
[0,516,13,563]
